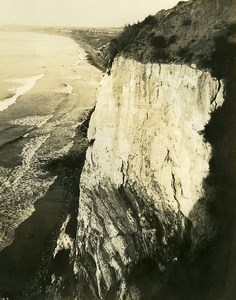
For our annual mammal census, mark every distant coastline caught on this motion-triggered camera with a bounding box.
[0,24,121,71]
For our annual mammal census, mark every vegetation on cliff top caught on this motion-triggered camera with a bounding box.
[103,0,236,78]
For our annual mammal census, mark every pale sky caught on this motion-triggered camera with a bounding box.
[0,0,188,27]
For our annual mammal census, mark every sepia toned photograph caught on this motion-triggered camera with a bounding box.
[0,0,236,299]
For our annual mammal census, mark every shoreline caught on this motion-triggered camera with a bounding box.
[0,29,102,298]
[0,26,121,72]
[0,26,120,72]
[0,74,45,112]
[0,115,91,299]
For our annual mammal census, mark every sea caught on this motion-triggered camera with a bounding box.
[0,29,101,297]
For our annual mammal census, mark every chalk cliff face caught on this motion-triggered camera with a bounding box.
[73,57,224,299]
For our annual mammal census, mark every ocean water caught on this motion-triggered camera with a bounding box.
[0,30,101,252]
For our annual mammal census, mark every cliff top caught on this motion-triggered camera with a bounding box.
[104,0,236,78]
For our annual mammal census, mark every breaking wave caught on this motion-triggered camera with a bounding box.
[0,74,44,111]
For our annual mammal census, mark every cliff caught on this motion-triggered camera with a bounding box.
[45,1,236,299]
[72,58,224,300]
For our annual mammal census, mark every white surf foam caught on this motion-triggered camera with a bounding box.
[77,46,86,61]
[0,133,56,250]
[10,114,53,128]
[0,74,44,112]
[0,134,51,192]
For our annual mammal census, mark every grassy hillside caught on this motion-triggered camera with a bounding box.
[103,0,236,78]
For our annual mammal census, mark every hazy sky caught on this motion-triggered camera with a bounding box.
[0,0,187,27]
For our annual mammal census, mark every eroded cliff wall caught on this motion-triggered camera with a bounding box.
[72,57,224,299]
